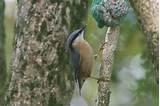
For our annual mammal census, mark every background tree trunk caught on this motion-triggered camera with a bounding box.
[6,0,88,106]
[0,0,7,105]
[129,0,159,83]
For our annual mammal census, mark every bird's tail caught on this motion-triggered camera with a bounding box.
[76,78,86,96]
[76,78,82,95]
[75,70,85,95]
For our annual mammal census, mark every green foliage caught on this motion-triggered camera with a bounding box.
[5,17,14,73]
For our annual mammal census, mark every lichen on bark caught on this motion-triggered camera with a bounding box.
[6,0,88,106]
[98,27,120,106]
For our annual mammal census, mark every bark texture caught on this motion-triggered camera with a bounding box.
[0,0,7,105]
[6,0,88,106]
[129,0,159,83]
[98,27,120,106]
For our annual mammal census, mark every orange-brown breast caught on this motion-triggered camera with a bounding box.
[73,40,94,80]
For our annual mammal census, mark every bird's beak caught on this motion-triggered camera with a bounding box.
[78,25,87,38]
[81,24,87,31]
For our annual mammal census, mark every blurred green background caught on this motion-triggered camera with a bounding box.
[4,0,158,106]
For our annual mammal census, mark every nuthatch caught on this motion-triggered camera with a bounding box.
[66,25,94,94]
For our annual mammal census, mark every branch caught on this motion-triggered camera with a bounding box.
[98,27,120,106]
[91,0,129,105]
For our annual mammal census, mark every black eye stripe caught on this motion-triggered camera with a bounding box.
[70,31,80,46]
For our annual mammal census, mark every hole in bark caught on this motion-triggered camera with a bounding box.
[31,0,37,4]
[37,21,47,41]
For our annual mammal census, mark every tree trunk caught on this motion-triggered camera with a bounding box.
[6,0,88,106]
[98,27,120,106]
[129,0,159,84]
[0,0,7,105]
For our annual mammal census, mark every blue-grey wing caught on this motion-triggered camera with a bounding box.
[70,49,82,92]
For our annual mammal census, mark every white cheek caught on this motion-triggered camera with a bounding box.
[72,36,80,46]
[72,31,84,46]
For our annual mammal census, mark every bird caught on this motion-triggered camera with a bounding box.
[66,25,94,94]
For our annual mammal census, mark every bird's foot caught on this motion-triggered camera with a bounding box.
[90,76,110,83]
[96,77,110,83]
[94,54,98,60]
[99,42,107,52]
[94,42,107,60]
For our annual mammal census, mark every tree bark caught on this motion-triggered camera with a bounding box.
[98,27,120,106]
[129,0,159,83]
[6,0,88,106]
[0,0,7,105]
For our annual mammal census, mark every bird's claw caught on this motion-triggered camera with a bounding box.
[97,77,110,83]
[99,42,107,52]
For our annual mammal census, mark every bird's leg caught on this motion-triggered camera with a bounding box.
[89,76,99,80]
[94,42,107,60]
[94,54,98,60]
[97,77,110,83]
[90,76,110,83]
[99,41,107,53]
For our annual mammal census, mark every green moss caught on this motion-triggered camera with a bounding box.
[91,0,129,28]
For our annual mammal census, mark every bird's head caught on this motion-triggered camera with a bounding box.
[66,25,86,51]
